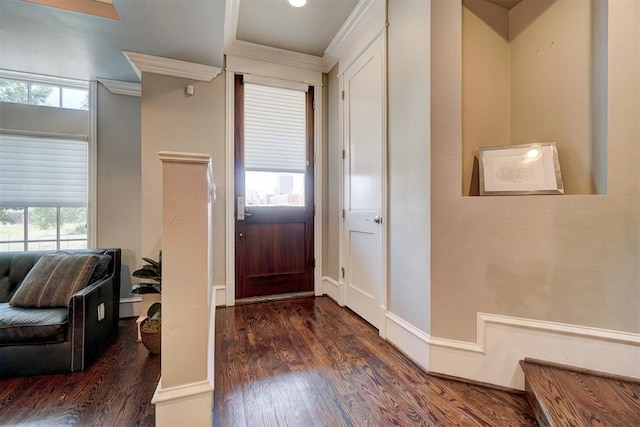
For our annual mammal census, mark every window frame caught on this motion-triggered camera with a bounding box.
[0,132,94,251]
[0,70,89,111]
[0,70,96,251]
[0,207,89,252]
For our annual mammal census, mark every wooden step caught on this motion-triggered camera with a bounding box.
[520,358,640,427]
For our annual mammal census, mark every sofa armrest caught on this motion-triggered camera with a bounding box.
[68,276,116,371]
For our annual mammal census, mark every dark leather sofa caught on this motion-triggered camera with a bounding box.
[0,248,121,377]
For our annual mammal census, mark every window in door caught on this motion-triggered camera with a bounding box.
[243,82,307,207]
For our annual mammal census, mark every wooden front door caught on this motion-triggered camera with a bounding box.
[234,75,314,299]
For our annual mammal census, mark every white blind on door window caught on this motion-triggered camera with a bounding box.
[244,82,306,173]
[0,134,88,207]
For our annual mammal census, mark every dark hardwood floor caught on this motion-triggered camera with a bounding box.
[0,298,539,427]
[0,319,160,427]
[214,297,536,426]
[521,358,640,427]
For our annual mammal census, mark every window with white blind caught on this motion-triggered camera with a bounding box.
[0,134,89,251]
[244,82,307,207]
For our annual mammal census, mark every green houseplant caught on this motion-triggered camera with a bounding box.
[131,250,161,295]
[132,251,162,354]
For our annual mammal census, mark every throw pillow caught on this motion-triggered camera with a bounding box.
[9,254,99,308]
[56,251,111,284]
[88,254,112,284]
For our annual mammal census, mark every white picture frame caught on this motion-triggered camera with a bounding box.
[478,142,564,195]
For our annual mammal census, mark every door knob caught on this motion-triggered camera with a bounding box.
[367,216,382,224]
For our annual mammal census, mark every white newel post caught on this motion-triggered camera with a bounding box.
[152,152,214,427]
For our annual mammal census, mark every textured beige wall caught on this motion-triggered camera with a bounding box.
[387,0,432,333]
[432,0,639,342]
[509,0,600,195]
[0,102,88,134]
[96,85,141,301]
[1,90,142,306]
[462,0,510,195]
[160,158,210,388]
[463,0,606,195]
[141,72,226,287]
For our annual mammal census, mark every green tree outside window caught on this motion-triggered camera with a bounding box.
[0,79,54,105]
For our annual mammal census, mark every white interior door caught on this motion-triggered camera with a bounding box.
[343,36,385,332]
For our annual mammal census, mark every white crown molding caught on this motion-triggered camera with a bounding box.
[122,51,222,82]
[226,40,325,73]
[97,78,141,97]
[323,0,384,72]
[322,54,339,74]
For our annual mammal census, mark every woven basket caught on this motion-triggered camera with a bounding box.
[140,318,161,354]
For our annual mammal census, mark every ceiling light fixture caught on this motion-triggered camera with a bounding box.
[287,0,307,8]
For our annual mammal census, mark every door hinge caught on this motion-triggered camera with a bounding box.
[341,90,345,100]
[342,149,345,159]
[342,209,345,219]
[341,267,345,278]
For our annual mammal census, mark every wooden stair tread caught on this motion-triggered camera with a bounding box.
[520,359,640,427]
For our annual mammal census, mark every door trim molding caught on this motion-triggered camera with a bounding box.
[224,67,324,305]
[314,79,324,297]
[225,71,236,306]
[322,276,341,304]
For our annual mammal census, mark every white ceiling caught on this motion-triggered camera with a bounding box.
[0,0,360,84]
[0,0,226,83]
[236,0,358,57]
[0,0,532,84]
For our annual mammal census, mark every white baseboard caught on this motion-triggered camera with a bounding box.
[119,296,142,318]
[322,276,342,304]
[383,311,640,390]
[213,285,226,307]
[214,280,336,307]
[385,312,430,370]
[429,313,640,390]
[152,378,214,427]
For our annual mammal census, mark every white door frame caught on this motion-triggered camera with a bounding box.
[224,61,324,306]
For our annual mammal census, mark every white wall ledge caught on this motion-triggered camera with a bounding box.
[97,79,141,97]
[158,151,212,164]
[123,51,222,82]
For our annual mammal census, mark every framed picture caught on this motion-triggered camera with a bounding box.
[478,142,564,195]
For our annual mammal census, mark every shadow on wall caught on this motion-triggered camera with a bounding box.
[120,262,133,297]
[463,0,557,41]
